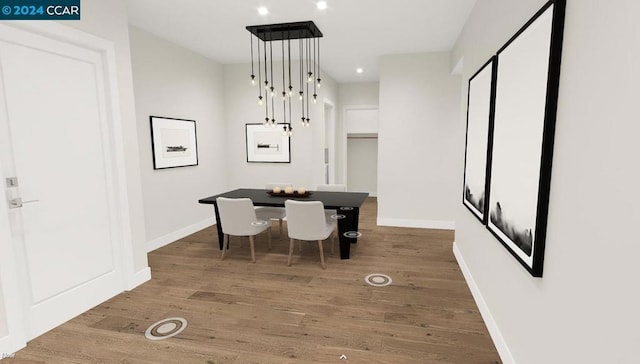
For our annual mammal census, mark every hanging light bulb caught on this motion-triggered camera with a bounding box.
[264,117,269,127]
[247,21,323,138]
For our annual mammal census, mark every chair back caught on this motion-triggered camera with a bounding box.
[216,197,259,236]
[316,184,346,192]
[285,200,330,241]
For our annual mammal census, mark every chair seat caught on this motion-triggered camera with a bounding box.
[291,220,334,242]
[216,197,273,263]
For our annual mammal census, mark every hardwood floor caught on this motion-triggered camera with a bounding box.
[8,198,501,363]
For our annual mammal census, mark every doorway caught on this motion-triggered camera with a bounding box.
[342,106,379,194]
[347,136,378,196]
[0,22,132,350]
[323,100,336,184]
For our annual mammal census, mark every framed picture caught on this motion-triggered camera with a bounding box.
[462,57,496,223]
[246,123,291,163]
[150,116,198,169]
[486,0,565,277]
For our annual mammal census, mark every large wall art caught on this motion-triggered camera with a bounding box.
[150,116,198,169]
[463,57,496,223]
[246,123,291,163]
[486,0,565,277]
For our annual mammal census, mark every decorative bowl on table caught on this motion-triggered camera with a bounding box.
[267,190,312,197]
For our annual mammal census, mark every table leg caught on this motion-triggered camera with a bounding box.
[337,206,361,259]
[213,203,224,250]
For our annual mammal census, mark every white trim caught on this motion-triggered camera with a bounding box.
[453,242,515,364]
[376,217,455,230]
[323,97,336,185]
[126,267,151,291]
[146,217,215,252]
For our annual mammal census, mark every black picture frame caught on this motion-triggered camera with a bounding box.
[245,123,291,163]
[150,116,198,169]
[462,57,497,223]
[486,0,565,277]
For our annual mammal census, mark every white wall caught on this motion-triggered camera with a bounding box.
[338,82,380,106]
[129,27,228,251]
[0,280,5,338]
[377,53,461,229]
[452,1,640,363]
[223,62,338,190]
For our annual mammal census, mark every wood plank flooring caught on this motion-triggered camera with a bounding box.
[7,198,501,363]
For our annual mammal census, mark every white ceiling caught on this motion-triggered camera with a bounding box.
[126,0,476,83]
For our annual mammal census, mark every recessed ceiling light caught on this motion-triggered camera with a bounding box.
[356,68,363,74]
[317,1,328,10]
[257,7,269,15]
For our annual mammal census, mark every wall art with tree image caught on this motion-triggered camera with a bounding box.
[486,0,565,277]
[462,56,496,223]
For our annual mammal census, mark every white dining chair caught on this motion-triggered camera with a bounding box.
[284,200,335,269]
[216,197,272,263]
[255,182,292,236]
[316,184,346,249]
[316,184,346,217]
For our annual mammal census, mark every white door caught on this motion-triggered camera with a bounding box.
[0,24,125,341]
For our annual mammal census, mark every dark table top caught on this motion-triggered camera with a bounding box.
[199,188,369,209]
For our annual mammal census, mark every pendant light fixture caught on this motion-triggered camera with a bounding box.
[247,21,323,137]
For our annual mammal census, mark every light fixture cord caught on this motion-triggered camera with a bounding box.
[270,40,274,92]
[257,38,262,98]
[288,37,292,92]
[282,40,286,123]
[300,38,304,122]
[299,38,303,95]
[264,34,268,88]
[313,37,317,95]
[250,32,254,76]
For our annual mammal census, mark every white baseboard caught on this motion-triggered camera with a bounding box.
[146,217,215,253]
[126,267,151,291]
[0,335,25,361]
[453,242,514,364]
[376,217,455,230]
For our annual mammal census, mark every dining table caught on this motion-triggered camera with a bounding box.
[198,188,369,259]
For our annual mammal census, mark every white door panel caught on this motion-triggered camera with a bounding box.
[0,24,123,340]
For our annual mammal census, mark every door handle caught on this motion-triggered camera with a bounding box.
[8,197,39,209]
